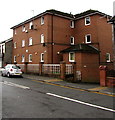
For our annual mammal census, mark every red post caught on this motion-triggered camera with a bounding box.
[39,62,43,75]
[99,65,107,87]
[60,61,66,80]
[24,62,28,73]
[72,62,77,82]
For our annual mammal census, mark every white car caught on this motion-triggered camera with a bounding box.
[1,64,23,77]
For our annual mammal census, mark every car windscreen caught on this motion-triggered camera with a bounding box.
[12,66,20,69]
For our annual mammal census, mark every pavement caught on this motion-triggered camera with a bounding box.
[23,74,115,96]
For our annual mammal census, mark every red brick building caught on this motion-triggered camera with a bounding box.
[11,9,113,82]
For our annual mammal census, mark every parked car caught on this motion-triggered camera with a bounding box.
[1,64,22,77]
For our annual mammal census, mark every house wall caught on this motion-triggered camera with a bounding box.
[0,40,12,67]
[74,14,113,69]
[47,15,73,63]
[13,15,48,64]
[4,41,13,66]
[0,54,2,68]
[12,13,113,66]
[63,52,99,82]
[12,14,74,64]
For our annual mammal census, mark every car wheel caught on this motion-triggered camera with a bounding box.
[1,73,4,77]
[7,72,11,78]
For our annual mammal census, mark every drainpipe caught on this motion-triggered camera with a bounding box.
[112,23,115,70]
[113,1,115,70]
[51,14,54,63]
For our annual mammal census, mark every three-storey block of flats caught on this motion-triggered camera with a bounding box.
[11,9,113,82]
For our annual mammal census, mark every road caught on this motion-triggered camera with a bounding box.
[0,75,114,118]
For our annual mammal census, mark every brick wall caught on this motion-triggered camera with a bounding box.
[74,15,113,68]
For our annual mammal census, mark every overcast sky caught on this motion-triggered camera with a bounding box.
[0,0,114,42]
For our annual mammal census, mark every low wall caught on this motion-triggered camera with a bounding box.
[106,77,115,87]
[27,64,39,74]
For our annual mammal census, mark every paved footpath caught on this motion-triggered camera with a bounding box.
[23,74,115,97]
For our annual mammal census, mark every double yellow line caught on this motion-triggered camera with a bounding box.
[32,80,115,97]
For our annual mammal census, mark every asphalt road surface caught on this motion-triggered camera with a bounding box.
[0,75,114,119]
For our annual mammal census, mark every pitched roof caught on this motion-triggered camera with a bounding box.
[46,9,74,18]
[109,16,115,23]
[75,9,111,19]
[0,37,13,44]
[11,9,111,29]
[11,9,73,29]
[60,44,100,54]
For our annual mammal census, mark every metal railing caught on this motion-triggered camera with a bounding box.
[27,64,39,73]
[42,64,60,75]
[66,64,73,74]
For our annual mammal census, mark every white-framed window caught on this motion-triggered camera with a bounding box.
[14,42,17,49]
[70,21,74,28]
[29,21,34,29]
[22,40,25,47]
[70,36,75,45]
[0,45,1,54]
[29,37,33,46]
[85,34,91,43]
[41,16,44,25]
[41,53,44,62]
[14,29,17,35]
[29,54,32,62]
[69,52,75,62]
[41,34,44,43]
[22,26,25,32]
[14,56,16,62]
[1,44,5,53]
[85,17,91,25]
[106,53,111,62]
[22,55,25,62]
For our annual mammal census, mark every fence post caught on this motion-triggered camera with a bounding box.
[39,62,43,75]
[24,62,28,73]
[99,65,107,86]
[60,61,66,80]
[72,62,77,82]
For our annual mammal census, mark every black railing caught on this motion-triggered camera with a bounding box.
[107,69,115,77]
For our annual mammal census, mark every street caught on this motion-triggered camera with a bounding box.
[0,75,114,119]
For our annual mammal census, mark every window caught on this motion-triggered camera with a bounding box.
[14,42,17,49]
[29,22,34,29]
[41,16,44,25]
[41,53,44,62]
[22,55,25,62]
[14,56,16,62]
[85,34,91,43]
[70,21,74,28]
[22,26,25,32]
[29,54,32,62]
[14,29,17,35]
[70,36,74,45]
[85,17,90,25]
[29,37,32,46]
[1,43,6,53]
[69,52,75,62]
[22,40,25,47]
[41,34,44,43]
[106,53,111,62]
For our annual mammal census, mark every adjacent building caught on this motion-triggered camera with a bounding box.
[0,38,13,67]
[11,9,113,82]
[109,16,115,70]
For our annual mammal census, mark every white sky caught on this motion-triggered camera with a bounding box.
[0,0,114,42]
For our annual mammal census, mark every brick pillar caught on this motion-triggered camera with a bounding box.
[99,65,107,86]
[72,62,77,82]
[60,61,66,80]
[24,62,28,73]
[39,62,43,75]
